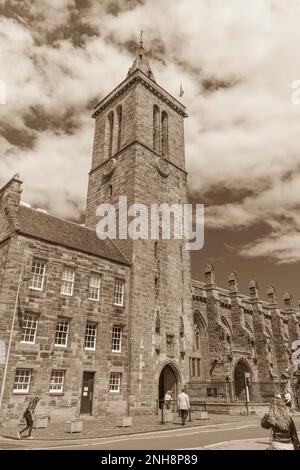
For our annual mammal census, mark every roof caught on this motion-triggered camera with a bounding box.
[17,206,130,266]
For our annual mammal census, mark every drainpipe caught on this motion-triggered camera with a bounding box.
[126,262,133,416]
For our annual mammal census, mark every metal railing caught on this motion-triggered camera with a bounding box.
[186,381,288,404]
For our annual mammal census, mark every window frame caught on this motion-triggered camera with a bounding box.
[20,313,38,344]
[49,370,65,395]
[109,372,121,393]
[88,273,101,302]
[13,368,31,394]
[84,322,97,351]
[111,326,122,353]
[114,280,125,307]
[29,258,46,291]
[60,266,75,296]
[54,318,70,347]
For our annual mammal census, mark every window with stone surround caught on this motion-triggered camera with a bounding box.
[114,280,124,307]
[161,111,169,157]
[153,105,160,152]
[116,105,122,151]
[13,369,31,394]
[84,322,97,350]
[109,372,121,393]
[30,258,46,291]
[88,273,101,301]
[111,326,122,352]
[20,313,38,344]
[108,111,114,158]
[54,319,69,347]
[49,370,65,394]
[60,267,75,296]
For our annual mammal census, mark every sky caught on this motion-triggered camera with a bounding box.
[0,0,300,305]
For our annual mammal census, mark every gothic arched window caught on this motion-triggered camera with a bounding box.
[161,111,168,157]
[190,312,207,379]
[153,105,160,153]
[194,311,207,351]
[116,105,122,152]
[107,111,114,158]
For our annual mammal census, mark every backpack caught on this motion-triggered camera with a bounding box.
[23,408,31,420]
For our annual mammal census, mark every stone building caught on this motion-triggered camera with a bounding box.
[0,40,300,422]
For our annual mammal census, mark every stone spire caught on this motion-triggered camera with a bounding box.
[127,31,156,81]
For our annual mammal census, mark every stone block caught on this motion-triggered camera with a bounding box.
[65,419,83,433]
[116,416,132,427]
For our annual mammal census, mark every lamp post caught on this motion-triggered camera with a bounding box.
[0,270,32,411]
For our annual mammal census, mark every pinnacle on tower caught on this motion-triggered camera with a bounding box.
[127,31,156,81]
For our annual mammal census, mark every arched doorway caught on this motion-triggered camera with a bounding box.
[158,363,179,409]
[234,360,251,400]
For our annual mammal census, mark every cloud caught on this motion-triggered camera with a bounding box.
[1,0,300,263]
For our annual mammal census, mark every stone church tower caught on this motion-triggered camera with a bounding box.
[85,38,194,413]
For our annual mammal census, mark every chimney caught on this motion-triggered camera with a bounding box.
[0,174,23,232]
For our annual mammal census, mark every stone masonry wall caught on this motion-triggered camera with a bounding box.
[0,233,130,421]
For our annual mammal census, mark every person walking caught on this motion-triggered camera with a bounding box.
[261,395,300,450]
[164,390,173,410]
[18,396,39,440]
[177,388,190,426]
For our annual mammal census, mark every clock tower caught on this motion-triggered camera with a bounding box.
[85,37,194,414]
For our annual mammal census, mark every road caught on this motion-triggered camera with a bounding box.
[0,417,285,451]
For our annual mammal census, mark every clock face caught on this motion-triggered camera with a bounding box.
[156,157,170,178]
[103,158,117,177]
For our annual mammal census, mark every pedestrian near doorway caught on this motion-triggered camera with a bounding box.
[261,396,300,450]
[177,388,190,426]
[164,390,173,410]
[18,396,39,440]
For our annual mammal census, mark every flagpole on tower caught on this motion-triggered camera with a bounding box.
[179,82,184,98]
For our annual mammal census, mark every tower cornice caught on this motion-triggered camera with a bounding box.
[92,69,187,119]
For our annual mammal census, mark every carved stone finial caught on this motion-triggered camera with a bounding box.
[249,280,258,298]
[283,292,293,309]
[228,272,238,292]
[204,263,215,286]
[267,286,277,305]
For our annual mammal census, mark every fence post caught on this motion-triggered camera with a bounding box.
[159,400,165,425]
[245,373,250,415]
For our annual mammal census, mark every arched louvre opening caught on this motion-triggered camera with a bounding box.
[161,111,168,157]
[116,105,122,152]
[107,111,114,158]
[153,105,160,153]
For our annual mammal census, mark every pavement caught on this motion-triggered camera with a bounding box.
[0,413,259,441]
[1,413,299,450]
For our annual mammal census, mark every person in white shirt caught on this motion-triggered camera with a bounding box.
[164,390,173,410]
[177,388,190,426]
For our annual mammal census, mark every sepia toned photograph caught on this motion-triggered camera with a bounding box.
[0,0,300,459]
